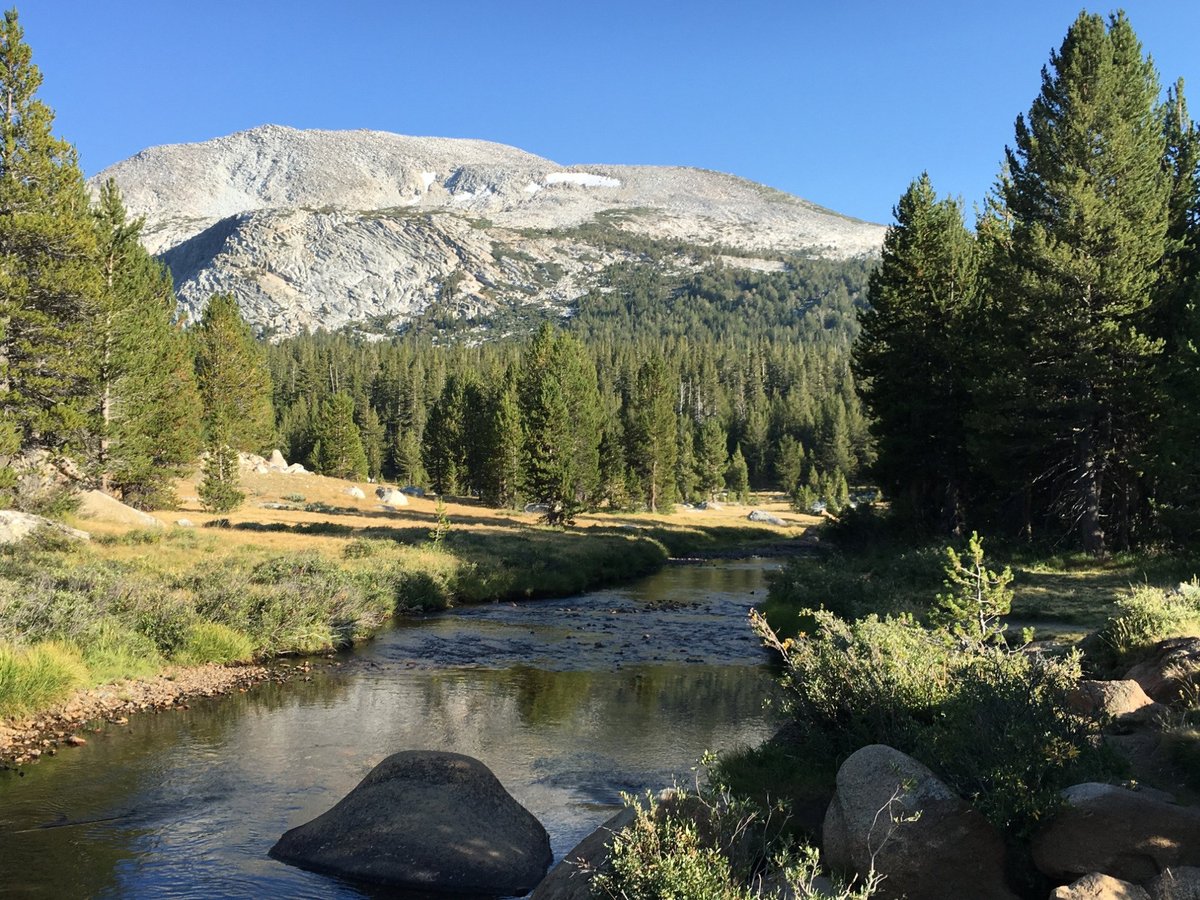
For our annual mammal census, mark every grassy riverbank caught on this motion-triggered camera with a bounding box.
[0,469,809,721]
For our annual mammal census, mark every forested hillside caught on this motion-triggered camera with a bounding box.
[267,257,875,519]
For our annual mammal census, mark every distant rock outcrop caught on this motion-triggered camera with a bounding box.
[76,490,163,528]
[0,510,90,545]
[92,125,885,338]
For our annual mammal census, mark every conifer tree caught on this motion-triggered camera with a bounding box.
[194,294,274,452]
[725,445,750,503]
[91,181,202,506]
[423,372,476,495]
[774,434,805,499]
[674,416,699,504]
[356,401,385,481]
[311,393,368,480]
[0,9,99,453]
[478,369,522,507]
[696,417,727,501]
[518,324,601,523]
[853,173,978,532]
[198,438,244,514]
[623,355,677,512]
[1152,79,1200,540]
[981,12,1169,552]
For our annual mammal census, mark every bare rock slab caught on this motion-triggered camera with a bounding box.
[1051,873,1151,900]
[1033,783,1200,883]
[0,510,90,545]
[822,744,1016,900]
[270,751,552,895]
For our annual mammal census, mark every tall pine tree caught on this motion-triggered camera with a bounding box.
[981,11,1169,552]
[194,293,274,453]
[0,9,98,455]
[853,173,978,532]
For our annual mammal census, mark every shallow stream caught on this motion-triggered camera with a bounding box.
[0,559,781,898]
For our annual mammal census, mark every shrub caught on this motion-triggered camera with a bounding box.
[753,608,1113,839]
[392,568,454,613]
[342,539,376,559]
[592,787,876,900]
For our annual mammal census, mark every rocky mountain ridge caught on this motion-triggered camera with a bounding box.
[94,125,886,337]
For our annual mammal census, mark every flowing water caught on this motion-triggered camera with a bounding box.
[0,559,782,899]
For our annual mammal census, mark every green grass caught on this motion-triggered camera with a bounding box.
[0,641,88,718]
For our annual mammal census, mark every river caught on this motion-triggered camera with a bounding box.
[0,558,782,898]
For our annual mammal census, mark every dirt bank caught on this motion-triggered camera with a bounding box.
[0,658,336,770]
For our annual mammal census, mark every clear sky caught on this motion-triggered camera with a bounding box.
[16,1,1200,224]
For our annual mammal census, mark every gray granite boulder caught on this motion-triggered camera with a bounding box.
[270,751,552,894]
[1149,867,1200,900]
[822,744,1015,900]
[1033,783,1200,883]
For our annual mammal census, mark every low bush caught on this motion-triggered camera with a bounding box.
[753,606,1113,840]
[592,787,876,900]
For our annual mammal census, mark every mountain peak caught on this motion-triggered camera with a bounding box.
[94,127,885,337]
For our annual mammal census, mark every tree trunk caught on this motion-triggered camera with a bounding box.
[1078,421,1105,556]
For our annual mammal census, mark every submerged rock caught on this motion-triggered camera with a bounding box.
[270,750,552,894]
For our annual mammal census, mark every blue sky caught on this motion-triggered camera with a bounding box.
[18,1,1200,224]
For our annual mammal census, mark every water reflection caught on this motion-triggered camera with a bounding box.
[0,560,781,899]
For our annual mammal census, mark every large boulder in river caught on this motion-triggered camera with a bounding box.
[269,751,552,894]
[822,744,1015,900]
[1033,783,1200,883]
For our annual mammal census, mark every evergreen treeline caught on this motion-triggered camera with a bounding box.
[0,10,274,510]
[266,261,875,519]
[856,11,1200,553]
